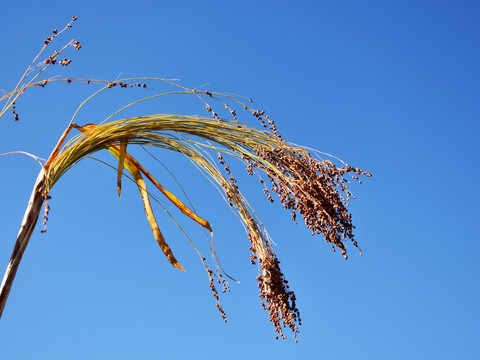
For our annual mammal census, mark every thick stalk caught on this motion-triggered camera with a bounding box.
[0,168,46,318]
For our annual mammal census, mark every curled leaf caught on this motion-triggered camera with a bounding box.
[129,165,185,272]
[117,140,127,198]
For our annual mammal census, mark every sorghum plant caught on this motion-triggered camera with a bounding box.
[0,17,370,341]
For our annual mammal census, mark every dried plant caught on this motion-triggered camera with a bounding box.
[0,17,370,341]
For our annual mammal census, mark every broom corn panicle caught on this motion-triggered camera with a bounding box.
[0,18,371,341]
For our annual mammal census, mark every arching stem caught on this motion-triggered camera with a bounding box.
[0,168,46,318]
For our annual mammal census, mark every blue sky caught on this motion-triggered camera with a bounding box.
[0,1,479,359]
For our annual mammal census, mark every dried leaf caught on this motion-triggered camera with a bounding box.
[125,160,185,272]
[117,140,127,198]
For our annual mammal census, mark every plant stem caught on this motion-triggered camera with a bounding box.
[0,168,46,318]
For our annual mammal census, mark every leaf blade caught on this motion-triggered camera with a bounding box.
[116,140,127,198]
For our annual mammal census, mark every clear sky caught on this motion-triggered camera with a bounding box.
[0,1,478,359]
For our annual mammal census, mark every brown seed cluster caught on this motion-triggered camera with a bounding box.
[44,50,60,65]
[225,103,237,121]
[59,58,72,66]
[43,18,81,66]
[106,81,147,89]
[205,103,221,123]
[40,192,52,233]
[11,102,19,121]
[207,267,229,323]
[217,153,240,206]
[253,147,371,259]
[239,144,369,341]
[257,255,301,342]
[246,225,301,341]
[72,40,81,50]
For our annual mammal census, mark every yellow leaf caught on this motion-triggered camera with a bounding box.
[117,140,127,198]
[130,169,185,272]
